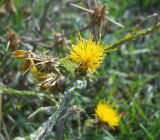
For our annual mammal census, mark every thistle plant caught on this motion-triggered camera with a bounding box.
[12,34,113,140]
[0,1,160,140]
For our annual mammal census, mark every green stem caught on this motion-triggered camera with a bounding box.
[107,23,160,50]
[30,87,75,140]
[0,85,52,101]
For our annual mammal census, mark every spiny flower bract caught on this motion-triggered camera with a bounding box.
[13,50,47,77]
[69,34,106,73]
[95,101,121,129]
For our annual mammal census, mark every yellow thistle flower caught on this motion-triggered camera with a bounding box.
[69,34,106,73]
[95,101,121,129]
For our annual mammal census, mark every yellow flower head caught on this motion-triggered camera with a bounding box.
[69,34,106,73]
[95,101,121,129]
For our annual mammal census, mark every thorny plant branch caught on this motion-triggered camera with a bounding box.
[107,15,160,50]
[30,87,75,140]
[136,13,159,29]
[28,106,56,120]
[55,106,80,140]
[0,85,54,102]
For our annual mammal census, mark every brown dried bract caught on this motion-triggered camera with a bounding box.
[54,32,66,49]
[6,29,21,50]
[5,0,16,14]
[20,4,31,18]
[91,5,107,25]
[13,50,65,92]
[13,50,36,71]
[0,4,6,15]
[33,54,60,73]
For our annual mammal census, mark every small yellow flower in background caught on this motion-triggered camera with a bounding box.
[95,101,121,129]
[69,34,106,73]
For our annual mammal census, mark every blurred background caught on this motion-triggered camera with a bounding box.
[0,0,160,139]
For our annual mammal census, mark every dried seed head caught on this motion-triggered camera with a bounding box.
[13,50,36,72]
[33,54,60,74]
[53,32,66,49]
[91,5,107,25]
[54,32,64,43]
[6,29,21,50]
[38,73,57,90]
[0,5,6,16]
[13,50,65,92]
[20,4,31,18]
[14,50,60,74]
[20,59,33,72]
[38,73,66,91]
[5,0,16,14]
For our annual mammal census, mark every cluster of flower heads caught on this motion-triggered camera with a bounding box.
[13,34,121,129]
